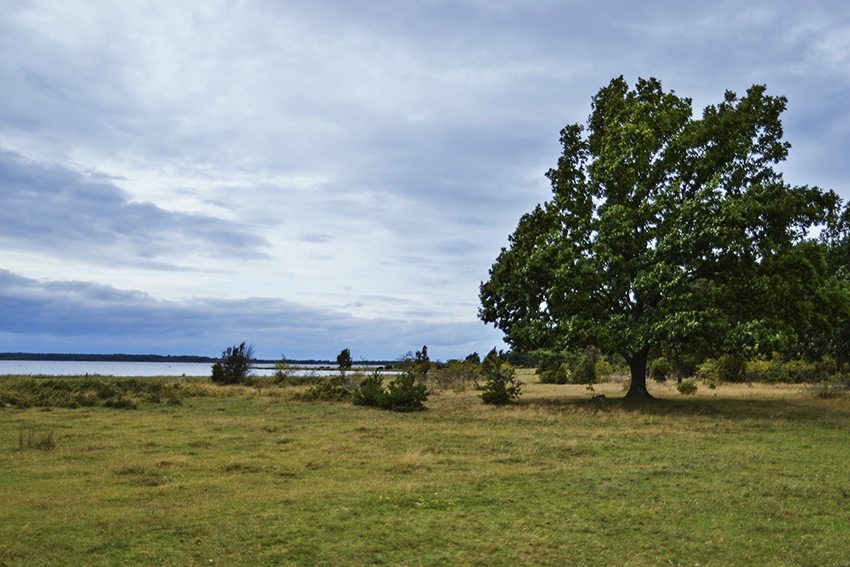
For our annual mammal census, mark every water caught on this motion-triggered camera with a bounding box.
[0,360,372,378]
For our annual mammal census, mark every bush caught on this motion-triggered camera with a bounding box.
[477,353,523,405]
[300,378,351,402]
[677,379,698,395]
[572,350,598,385]
[432,360,479,391]
[715,354,746,382]
[351,370,428,411]
[0,378,181,409]
[595,358,614,380]
[352,372,385,406]
[538,363,570,384]
[649,357,672,382]
[211,342,254,384]
[534,349,573,384]
[383,371,429,411]
[273,355,297,383]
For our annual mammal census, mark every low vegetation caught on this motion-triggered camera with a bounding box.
[0,377,181,409]
[2,376,849,565]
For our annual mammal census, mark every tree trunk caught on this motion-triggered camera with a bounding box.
[625,350,653,399]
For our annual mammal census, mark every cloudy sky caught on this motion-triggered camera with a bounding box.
[1,1,848,359]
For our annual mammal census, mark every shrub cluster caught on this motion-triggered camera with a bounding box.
[0,377,181,409]
[476,353,523,405]
[697,354,835,384]
[352,370,429,411]
[211,342,254,384]
[430,359,481,391]
[649,357,672,382]
[677,379,698,395]
[299,378,352,402]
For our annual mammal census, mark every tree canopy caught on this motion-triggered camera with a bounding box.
[337,348,353,372]
[479,76,846,398]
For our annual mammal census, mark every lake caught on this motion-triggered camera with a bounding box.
[0,360,375,377]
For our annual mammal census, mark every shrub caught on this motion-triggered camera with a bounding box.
[477,353,523,405]
[677,379,698,395]
[351,370,428,411]
[352,372,385,406]
[715,354,746,382]
[432,360,479,391]
[538,363,570,384]
[572,350,598,385]
[534,349,573,384]
[0,378,180,409]
[300,378,351,402]
[211,342,254,384]
[649,357,672,382]
[337,348,353,373]
[273,355,297,383]
[595,358,614,380]
[382,371,429,411]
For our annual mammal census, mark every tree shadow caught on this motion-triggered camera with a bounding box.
[516,392,850,424]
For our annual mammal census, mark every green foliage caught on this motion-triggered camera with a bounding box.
[273,354,296,383]
[697,355,746,383]
[300,379,351,402]
[480,75,844,399]
[649,357,672,382]
[677,379,698,395]
[383,371,429,411]
[0,377,181,409]
[432,359,480,391]
[352,372,385,406]
[336,348,353,372]
[534,349,575,384]
[572,349,598,385]
[477,351,523,405]
[464,352,481,364]
[211,362,225,383]
[212,342,253,384]
[594,357,614,379]
[414,345,431,379]
[350,370,428,411]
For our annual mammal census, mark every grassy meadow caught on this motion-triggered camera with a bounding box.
[2,373,850,565]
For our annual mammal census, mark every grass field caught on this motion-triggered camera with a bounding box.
[2,374,849,565]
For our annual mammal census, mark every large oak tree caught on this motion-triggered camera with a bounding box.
[480,76,843,398]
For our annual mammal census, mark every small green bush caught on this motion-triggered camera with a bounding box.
[595,358,614,380]
[572,351,598,385]
[715,354,746,382]
[534,349,573,384]
[0,378,180,409]
[431,359,480,391]
[300,379,351,402]
[538,363,570,384]
[382,371,429,411]
[677,379,698,395]
[211,342,254,384]
[649,357,672,382]
[477,354,523,405]
[352,372,385,406]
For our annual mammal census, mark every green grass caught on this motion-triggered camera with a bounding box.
[1,376,849,565]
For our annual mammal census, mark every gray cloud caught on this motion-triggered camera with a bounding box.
[0,269,503,359]
[0,151,269,267]
[0,1,847,355]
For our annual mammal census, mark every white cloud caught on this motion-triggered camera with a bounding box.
[0,0,848,355]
